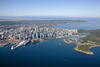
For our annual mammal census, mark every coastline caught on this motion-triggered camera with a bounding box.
[0,43,9,47]
[89,45,100,49]
[74,47,94,55]
[64,39,100,55]
[74,45,100,55]
[64,39,73,44]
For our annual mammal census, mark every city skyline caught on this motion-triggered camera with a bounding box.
[0,0,100,17]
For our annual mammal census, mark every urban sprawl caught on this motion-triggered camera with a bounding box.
[0,24,78,50]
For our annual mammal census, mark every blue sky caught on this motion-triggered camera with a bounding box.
[0,0,100,17]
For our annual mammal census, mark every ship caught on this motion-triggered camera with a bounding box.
[11,40,30,50]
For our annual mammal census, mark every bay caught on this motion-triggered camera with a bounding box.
[0,19,100,67]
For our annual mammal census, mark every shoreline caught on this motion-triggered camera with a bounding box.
[64,39,73,44]
[0,43,9,47]
[89,45,100,49]
[74,47,94,55]
[64,39,100,55]
[74,45,100,55]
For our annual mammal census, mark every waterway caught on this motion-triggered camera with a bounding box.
[0,19,100,67]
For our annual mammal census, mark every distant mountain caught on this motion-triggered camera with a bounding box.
[0,16,99,21]
[0,16,68,21]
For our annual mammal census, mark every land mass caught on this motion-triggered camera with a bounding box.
[64,29,100,55]
[0,20,87,25]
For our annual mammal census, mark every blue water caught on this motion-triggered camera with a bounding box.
[0,20,100,67]
[0,38,100,67]
[56,21,100,30]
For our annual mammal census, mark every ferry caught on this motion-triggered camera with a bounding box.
[11,40,30,50]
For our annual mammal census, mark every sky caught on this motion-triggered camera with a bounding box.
[0,0,100,17]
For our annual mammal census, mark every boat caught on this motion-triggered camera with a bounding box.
[11,40,30,50]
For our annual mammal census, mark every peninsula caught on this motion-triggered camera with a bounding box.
[64,29,100,55]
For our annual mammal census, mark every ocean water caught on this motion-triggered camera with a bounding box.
[0,38,100,67]
[56,21,100,30]
[0,20,100,67]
